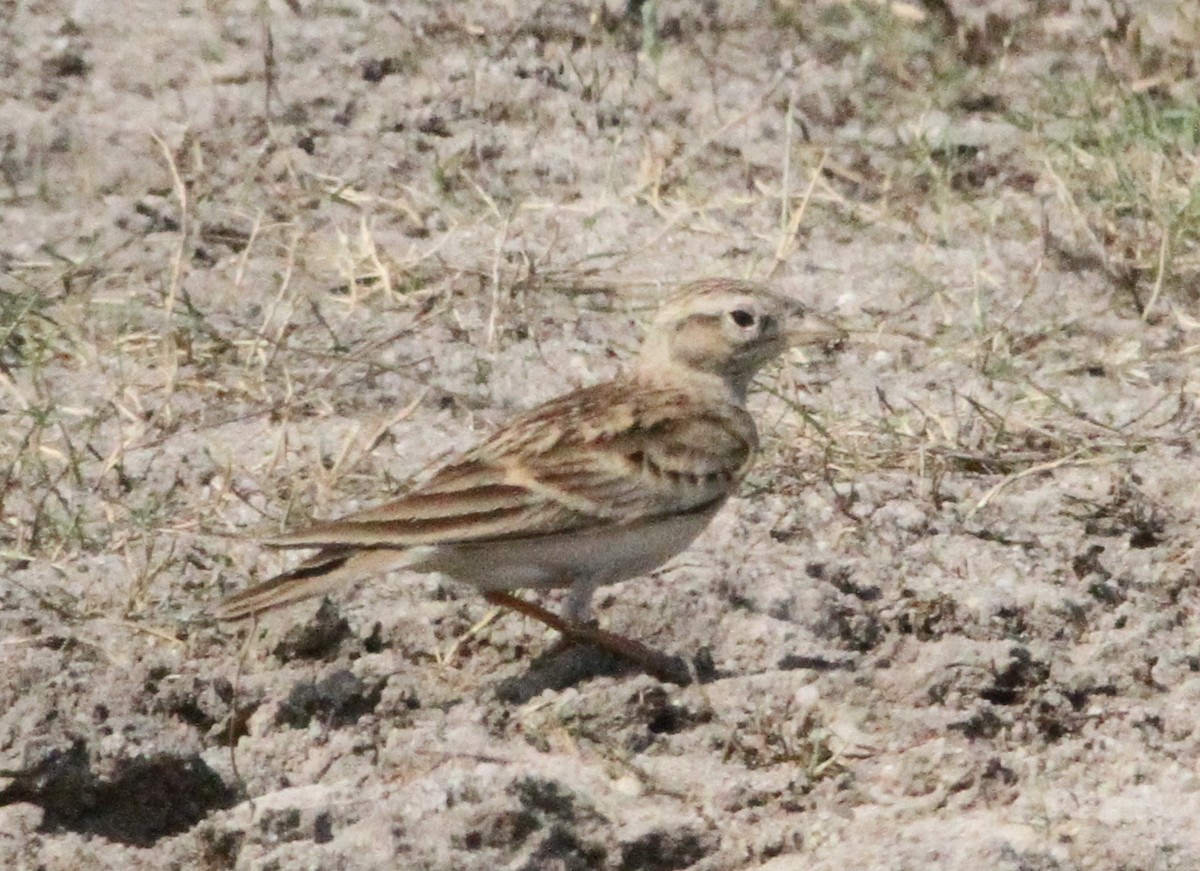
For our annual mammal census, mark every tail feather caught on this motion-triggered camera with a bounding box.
[215,547,414,621]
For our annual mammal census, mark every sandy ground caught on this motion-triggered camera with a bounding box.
[3,1,1200,868]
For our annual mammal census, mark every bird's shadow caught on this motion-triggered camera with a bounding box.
[493,643,720,704]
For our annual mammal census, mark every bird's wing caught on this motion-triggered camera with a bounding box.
[263,381,757,550]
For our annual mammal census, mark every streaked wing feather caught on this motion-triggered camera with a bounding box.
[265,382,755,550]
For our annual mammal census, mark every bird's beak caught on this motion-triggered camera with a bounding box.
[784,307,847,350]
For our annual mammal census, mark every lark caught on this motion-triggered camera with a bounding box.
[217,278,841,681]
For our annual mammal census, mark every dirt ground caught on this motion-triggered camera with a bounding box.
[3,0,1200,868]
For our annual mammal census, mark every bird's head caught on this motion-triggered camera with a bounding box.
[636,278,843,402]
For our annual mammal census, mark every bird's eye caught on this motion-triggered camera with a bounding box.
[729,309,755,328]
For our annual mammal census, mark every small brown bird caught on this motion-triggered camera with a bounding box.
[217,278,840,680]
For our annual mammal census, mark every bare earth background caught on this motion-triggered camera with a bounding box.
[3,1,1200,868]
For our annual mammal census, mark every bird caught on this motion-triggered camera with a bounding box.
[216,278,841,682]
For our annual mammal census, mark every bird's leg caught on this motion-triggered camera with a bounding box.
[563,578,600,624]
[482,590,691,686]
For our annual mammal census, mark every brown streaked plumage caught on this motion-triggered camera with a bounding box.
[215,278,841,678]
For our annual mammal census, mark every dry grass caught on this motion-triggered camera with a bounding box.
[4,2,1199,604]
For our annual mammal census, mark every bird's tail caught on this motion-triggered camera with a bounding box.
[215,547,413,621]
